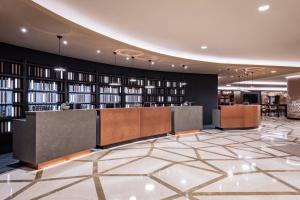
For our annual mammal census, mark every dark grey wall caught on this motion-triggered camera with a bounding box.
[0,42,218,125]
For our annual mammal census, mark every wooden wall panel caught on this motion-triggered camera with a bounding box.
[99,108,140,146]
[220,105,261,129]
[140,107,171,137]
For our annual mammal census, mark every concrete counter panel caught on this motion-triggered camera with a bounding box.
[13,110,97,168]
[172,106,203,134]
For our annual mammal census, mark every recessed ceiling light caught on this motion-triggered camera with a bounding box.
[151,61,155,65]
[230,75,234,78]
[271,70,277,74]
[201,46,208,50]
[258,5,270,12]
[126,57,130,60]
[63,40,68,45]
[20,27,27,33]
[171,64,175,68]
[96,50,101,54]
[184,65,188,69]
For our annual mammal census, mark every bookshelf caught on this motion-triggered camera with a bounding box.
[27,64,65,111]
[67,71,96,109]
[0,60,24,135]
[99,74,122,108]
[123,77,144,108]
[165,80,186,106]
[144,79,165,106]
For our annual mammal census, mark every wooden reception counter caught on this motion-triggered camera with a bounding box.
[213,105,261,129]
[98,107,171,146]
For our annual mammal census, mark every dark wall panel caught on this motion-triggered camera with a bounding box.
[0,42,218,124]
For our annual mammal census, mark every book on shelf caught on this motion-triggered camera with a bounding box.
[124,87,143,94]
[125,95,143,103]
[99,86,121,94]
[28,105,60,111]
[28,92,59,104]
[68,84,95,93]
[28,65,51,78]
[125,103,142,108]
[0,121,11,133]
[68,72,96,83]
[0,62,23,75]
[100,94,121,103]
[29,80,58,91]
[99,75,121,85]
[0,105,22,118]
[69,93,93,104]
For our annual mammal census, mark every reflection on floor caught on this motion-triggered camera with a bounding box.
[1,117,300,200]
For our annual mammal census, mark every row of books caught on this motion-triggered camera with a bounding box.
[28,80,59,91]
[28,92,59,104]
[0,121,11,133]
[28,66,51,78]
[0,62,23,75]
[125,103,142,108]
[145,88,165,95]
[0,77,22,89]
[145,96,165,103]
[0,91,12,104]
[146,80,163,87]
[124,87,143,94]
[100,94,121,103]
[69,93,94,103]
[0,91,20,104]
[125,95,143,103]
[67,72,96,83]
[166,96,184,103]
[99,76,121,84]
[99,86,121,94]
[28,105,60,111]
[68,84,96,93]
[166,88,185,95]
[0,105,22,118]
[125,79,144,86]
[165,81,186,88]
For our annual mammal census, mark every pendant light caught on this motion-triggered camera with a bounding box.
[144,60,155,89]
[129,56,137,82]
[109,52,121,86]
[181,65,188,86]
[54,35,66,72]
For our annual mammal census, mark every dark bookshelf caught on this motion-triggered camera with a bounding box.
[67,71,96,109]
[144,79,165,107]
[123,77,144,108]
[98,74,122,108]
[0,60,24,154]
[165,80,186,106]
[27,64,65,111]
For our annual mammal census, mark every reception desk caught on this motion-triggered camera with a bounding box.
[98,107,171,146]
[13,110,97,169]
[213,105,261,129]
[172,106,203,134]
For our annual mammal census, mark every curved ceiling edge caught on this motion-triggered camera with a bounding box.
[31,0,300,68]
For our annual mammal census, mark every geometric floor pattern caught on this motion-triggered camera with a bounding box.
[1,117,300,200]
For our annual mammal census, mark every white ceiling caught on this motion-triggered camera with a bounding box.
[0,0,300,85]
[32,0,300,67]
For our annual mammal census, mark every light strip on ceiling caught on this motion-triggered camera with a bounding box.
[218,86,287,91]
[233,81,287,86]
[32,0,300,68]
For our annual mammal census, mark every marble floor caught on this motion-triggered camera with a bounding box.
[1,117,300,200]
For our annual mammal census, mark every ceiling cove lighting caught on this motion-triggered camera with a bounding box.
[218,86,287,92]
[20,27,27,33]
[54,35,66,72]
[32,0,300,68]
[233,81,287,86]
[258,5,270,12]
